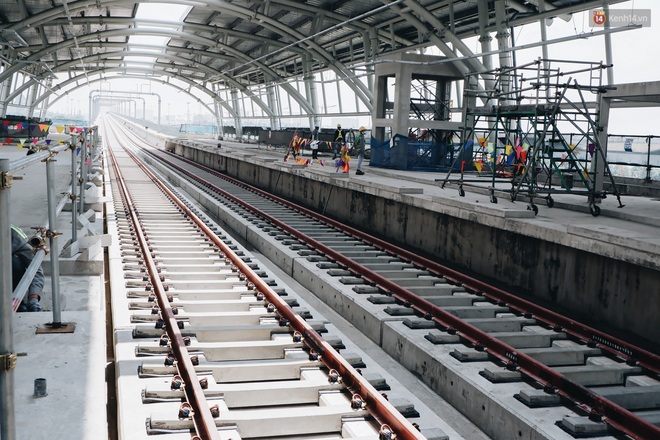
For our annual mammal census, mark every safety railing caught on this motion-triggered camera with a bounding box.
[0,125,99,440]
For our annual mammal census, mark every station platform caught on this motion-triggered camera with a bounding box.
[3,145,107,439]
[3,130,659,439]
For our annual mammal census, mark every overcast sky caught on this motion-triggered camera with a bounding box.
[46,0,659,135]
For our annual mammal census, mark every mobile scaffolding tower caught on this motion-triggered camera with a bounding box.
[440,58,624,216]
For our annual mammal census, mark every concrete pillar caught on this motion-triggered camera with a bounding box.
[303,56,319,129]
[231,89,243,140]
[266,84,279,130]
[0,73,14,118]
[603,4,614,86]
[477,1,494,73]
[392,64,412,138]
[494,0,513,103]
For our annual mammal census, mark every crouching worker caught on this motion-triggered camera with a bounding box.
[11,225,43,312]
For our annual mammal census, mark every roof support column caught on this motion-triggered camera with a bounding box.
[494,0,513,104]
[0,71,14,118]
[230,88,243,141]
[603,4,614,85]
[266,84,280,130]
[477,1,494,72]
[212,85,224,139]
[26,83,39,119]
[303,56,319,129]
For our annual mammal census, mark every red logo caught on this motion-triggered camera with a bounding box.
[593,10,606,25]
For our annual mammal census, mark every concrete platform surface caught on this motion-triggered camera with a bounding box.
[3,146,107,439]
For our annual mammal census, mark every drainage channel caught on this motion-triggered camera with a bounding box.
[103,120,440,439]
[125,135,660,440]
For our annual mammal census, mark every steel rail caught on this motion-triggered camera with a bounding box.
[150,148,660,439]
[111,134,425,440]
[107,145,221,440]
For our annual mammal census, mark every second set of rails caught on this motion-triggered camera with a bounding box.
[103,116,660,440]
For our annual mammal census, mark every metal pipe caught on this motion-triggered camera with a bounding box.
[11,249,46,311]
[603,4,614,85]
[8,145,69,173]
[78,133,87,216]
[646,136,652,181]
[0,158,17,440]
[70,141,78,243]
[45,152,63,325]
[8,151,50,172]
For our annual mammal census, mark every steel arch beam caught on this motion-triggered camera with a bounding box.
[8,49,275,119]
[1,27,315,116]
[5,0,372,111]
[34,68,224,119]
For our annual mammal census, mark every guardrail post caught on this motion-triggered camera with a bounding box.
[646,136,652,182]
[78,132,87,216]
[70,141,78,243]
[0,158,17,440]
[45,152,63,325]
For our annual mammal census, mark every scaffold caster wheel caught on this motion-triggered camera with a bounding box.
[589,204,601,217]
[527,204,538,215]
[458,187,465,197]
[490,194,498,204]
[546,196,554,208]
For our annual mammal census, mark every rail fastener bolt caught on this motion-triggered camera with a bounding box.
[171,376,183,390]
[178,403,192,419]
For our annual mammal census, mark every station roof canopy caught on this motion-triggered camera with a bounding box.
[0,0,628,96]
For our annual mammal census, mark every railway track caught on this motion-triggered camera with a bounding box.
[104,116,660,440]
[104,120,442,439]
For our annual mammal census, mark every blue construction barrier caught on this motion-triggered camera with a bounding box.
[370,134,461,171]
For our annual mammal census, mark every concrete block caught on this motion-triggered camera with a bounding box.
[464,317,536,332]
[424,331,461,344]
[481,367,523,383]
[516,389,562,407]
[450,348,489,362]
[425,295,477,307]
[444,305,510,319]
[554,364,642,386]
[590,385,660,410]
[368,295,396,304]
[476,204,536,218]
[488,330,566,348]
[626,376,660,387]
[559,416,610,437]
[384,306,415,316]
[519,345,601,366]
[403,318,436,329]
[421,428,450,440]
[339,276,366,285]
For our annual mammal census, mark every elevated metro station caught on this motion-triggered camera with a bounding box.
[1,1,659,440]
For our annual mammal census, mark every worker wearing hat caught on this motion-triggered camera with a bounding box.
[355,126,367,175]
[310,125,320,159]
[332,124,343,159]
